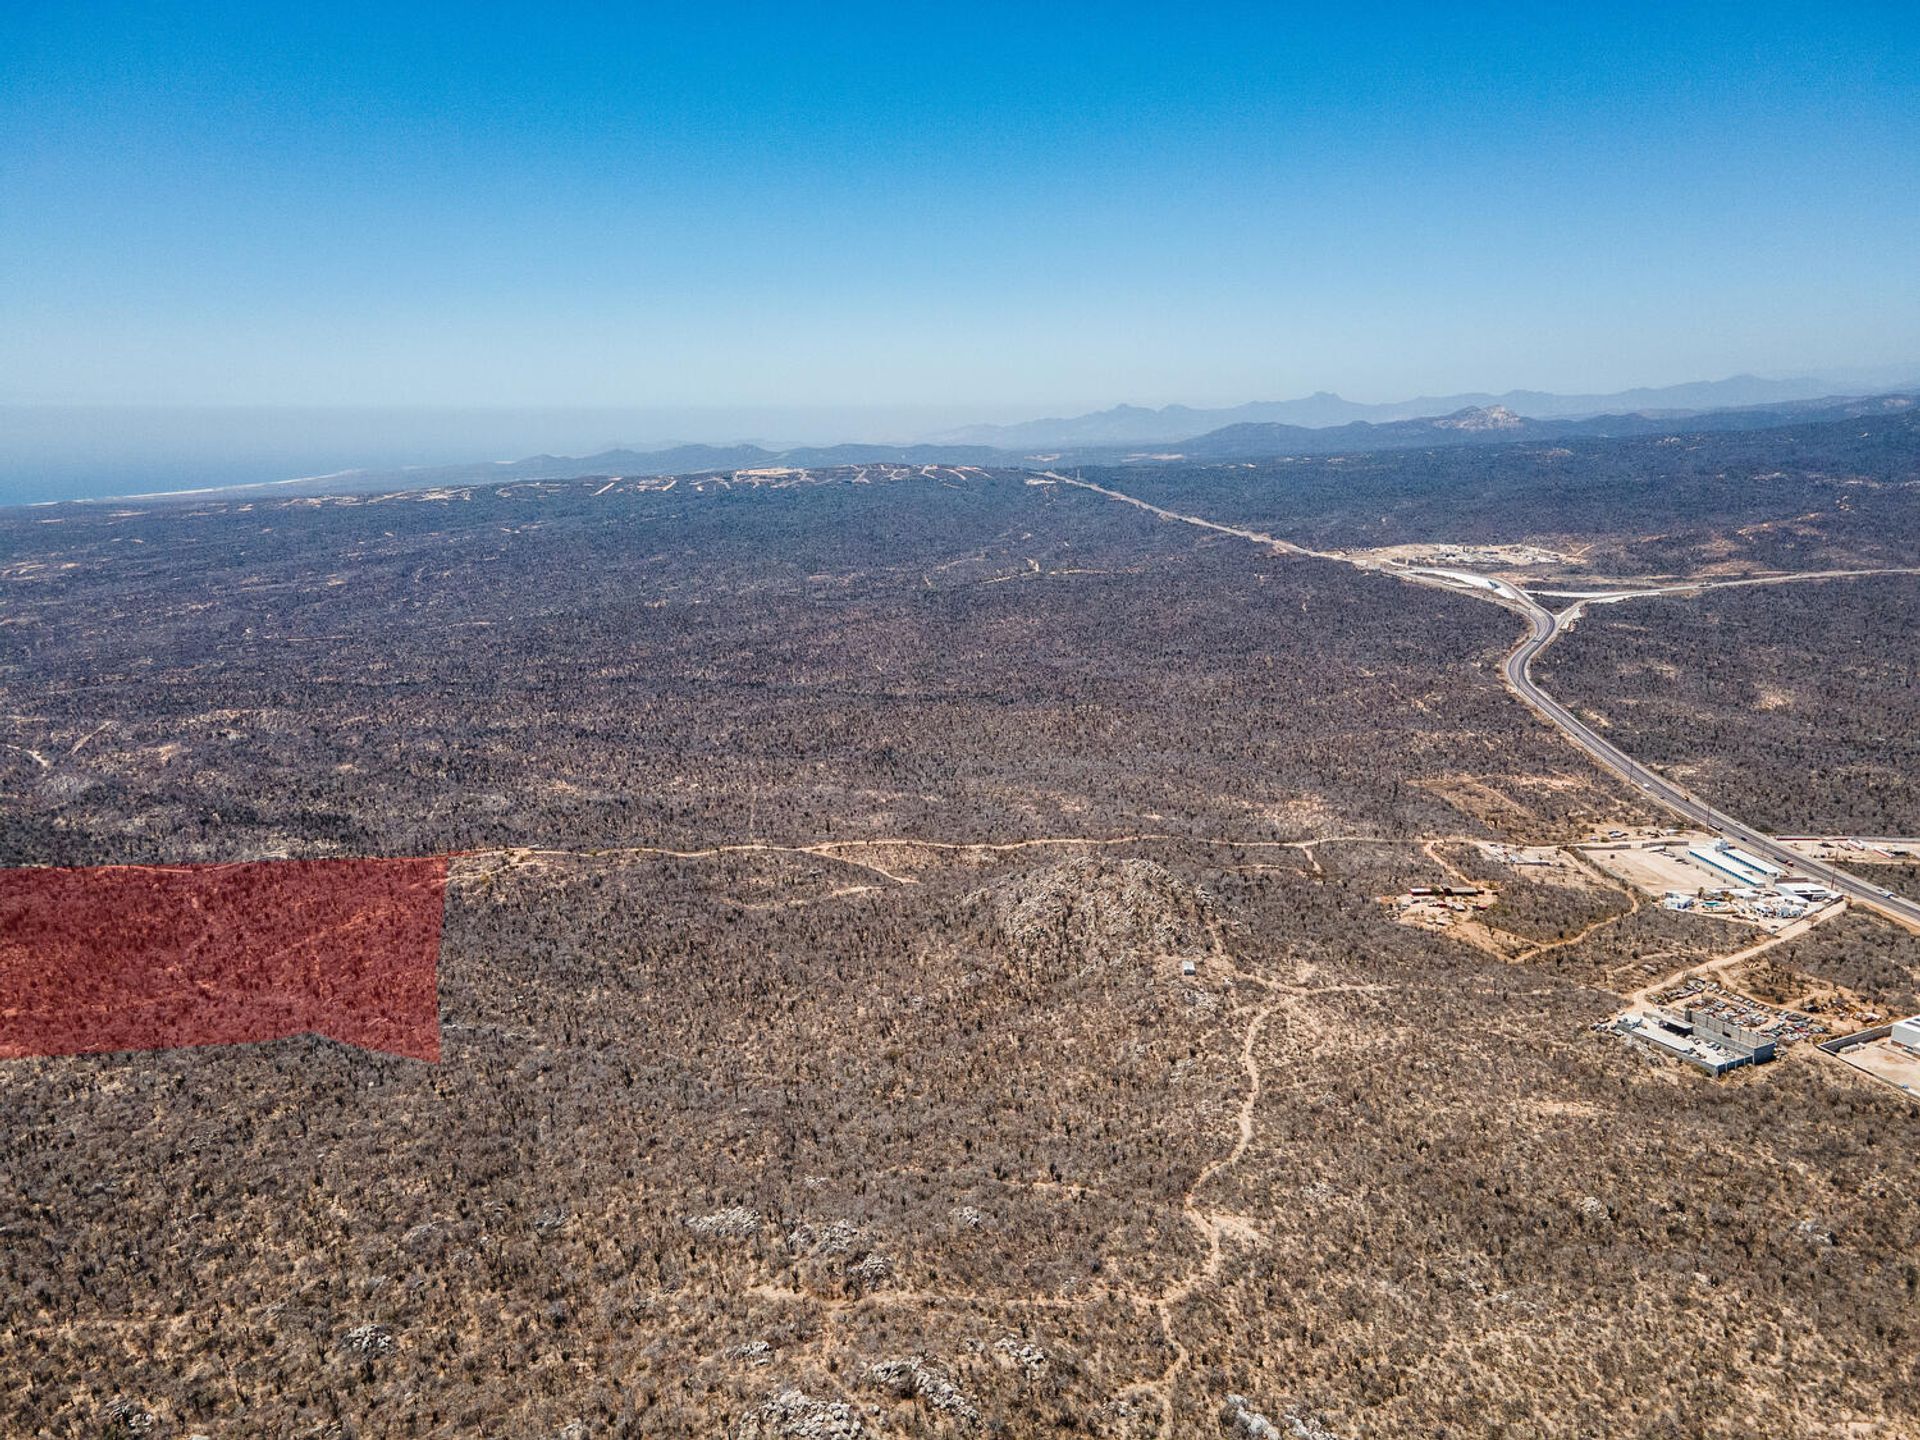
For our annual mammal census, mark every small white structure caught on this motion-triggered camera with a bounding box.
[1181,958,1197,977]
[1893,1016,1920,1054]
[1776,880,1836,903]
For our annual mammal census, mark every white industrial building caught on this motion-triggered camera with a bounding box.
[1721,843,1783,880]
[1687,841,1774,888]
[1894,1017,1920,1054]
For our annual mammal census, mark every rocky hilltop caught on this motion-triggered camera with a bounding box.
[976,857,1222,966]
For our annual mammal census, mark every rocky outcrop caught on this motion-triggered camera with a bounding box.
[864,1356,979,1422]
[977,858,1220,967]
[736,1388,868,1440]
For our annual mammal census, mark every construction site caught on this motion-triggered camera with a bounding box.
[1385,882,1496,933]
[1603,1007,1778,1076]
[1643,975,1828,1049]
[1579,833,1842,930]
[1372,829,1920,1082]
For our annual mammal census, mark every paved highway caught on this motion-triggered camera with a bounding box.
[1051,473,1920,932]
[1403,567,1920,932]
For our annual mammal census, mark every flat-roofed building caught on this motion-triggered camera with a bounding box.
[1687,842,1770,887]
[1722,843,1783,880]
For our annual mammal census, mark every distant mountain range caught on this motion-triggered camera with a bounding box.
[924,374,1920,449]
[1143,391,1919,462]
[83,386,1920,503]
[401,391,1920,484]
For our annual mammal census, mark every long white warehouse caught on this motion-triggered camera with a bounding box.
[1687,842,1772,887]
[1721,843,1783,880]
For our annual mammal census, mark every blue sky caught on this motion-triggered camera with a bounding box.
[2,1,1916,411]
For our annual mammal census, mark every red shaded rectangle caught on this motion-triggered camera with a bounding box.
[0,857,445,1062]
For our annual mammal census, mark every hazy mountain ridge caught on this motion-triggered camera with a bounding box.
[927,373,1920,448]
[53,390,1919,505]
[1171,392,1918,461]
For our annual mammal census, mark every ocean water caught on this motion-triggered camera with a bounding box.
[0,406,615,509]
[0,456,358,507]
[0,403,1005,509]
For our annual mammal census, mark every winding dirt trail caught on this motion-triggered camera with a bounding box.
[1119,1001,1275,1427]
[1510,853,1647,965]
[706,911,1288,1425]
[1625,900,1844,1008]
[447,830,1480,895]
[1512,888,1642,964]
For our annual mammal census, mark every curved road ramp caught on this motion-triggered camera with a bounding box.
[0,857,446,1062]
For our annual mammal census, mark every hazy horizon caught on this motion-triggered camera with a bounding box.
[5,362,1920,505]
[3,360,1920,506]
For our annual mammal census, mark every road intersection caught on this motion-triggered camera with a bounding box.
[1400,565,1920,932]
[1043,467,1920,927]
